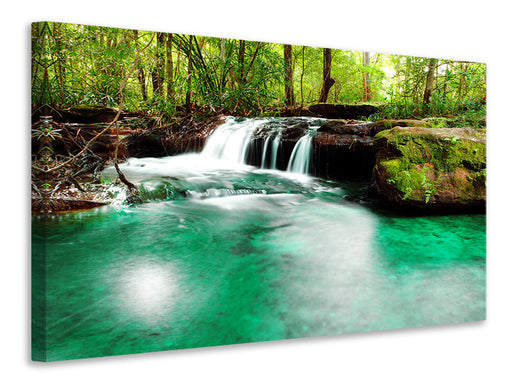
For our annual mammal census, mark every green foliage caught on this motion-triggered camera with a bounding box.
[31,22,487,123]
[370,55,486,127]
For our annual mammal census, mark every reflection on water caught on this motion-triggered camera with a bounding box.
[118,262,180,323]
[32,154,486,361]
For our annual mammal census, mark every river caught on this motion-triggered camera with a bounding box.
[31,117,486,361]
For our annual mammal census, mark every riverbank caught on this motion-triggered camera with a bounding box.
[31,107,486,214]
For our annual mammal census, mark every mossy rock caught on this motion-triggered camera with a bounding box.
[376,119,428,129]
[421,117,455,128]
[373,126,486,210]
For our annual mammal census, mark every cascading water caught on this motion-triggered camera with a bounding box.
[201,118,268,164]
[200,117,315,175]
[270,132,281,170]
[286,134,312,174]
[260,130,282,170]
[260,134,272,168]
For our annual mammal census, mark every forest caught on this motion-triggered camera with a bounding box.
[32,22,486,124]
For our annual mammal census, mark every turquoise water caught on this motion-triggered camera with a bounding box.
[31,156,486,361]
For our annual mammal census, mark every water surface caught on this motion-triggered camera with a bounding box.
[32,161,485,361]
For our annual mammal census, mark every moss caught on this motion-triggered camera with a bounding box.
[381,159,438,203]
[377,119,427,130]
[375,127,486,205]
[375,128,486,173]
[422,117,452,128]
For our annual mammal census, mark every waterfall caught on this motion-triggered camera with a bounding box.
[261,135,272,168]
[286,134,312,175]
[201,117,313,175]
[202,118,267,163]
[270,133,281,170]
[261,130,281,170]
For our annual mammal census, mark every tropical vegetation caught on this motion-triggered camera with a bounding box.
[31,22,486,126]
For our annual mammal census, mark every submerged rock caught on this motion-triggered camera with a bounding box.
[372,126,486,211]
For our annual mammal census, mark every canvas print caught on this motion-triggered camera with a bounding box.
[31,22,486,362]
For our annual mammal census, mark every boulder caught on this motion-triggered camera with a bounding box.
[318,120,386,136]
[372,126,486,211]
[280,122,309,140]
[56,104,139,124]
[374,119,428,129]
[309,103,380,119]
[312,132,375,180]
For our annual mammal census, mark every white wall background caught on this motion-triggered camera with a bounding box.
[2,1,510,383]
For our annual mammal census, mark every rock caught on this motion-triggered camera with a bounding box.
[281,122,309,140]
[312,132,375,180]
[311,120,391,180]
[125,133,166,157]
[125,115,227,157]
[421,117,454,128]
[309,103,380,119]
[372,126,486,211]
[56,104,139,124]
[375,119,428,129]
[318,120,386,136]
[31,198,107,214]
[316,120,347,133]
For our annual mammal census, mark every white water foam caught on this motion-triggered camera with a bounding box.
[201,118,269,163]
[287,134,313,175]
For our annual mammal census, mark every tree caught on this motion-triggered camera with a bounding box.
[132,30,148,103]
[151,32,165,100]
[166,33,174,103]
[53,23,66,106]
[283,44,295,107]
[300,46,306,106]
[362,51,371,102]
[238,39,246,88]
[423,58,437,105]
[185,35,193,113]
[319,48,335,102]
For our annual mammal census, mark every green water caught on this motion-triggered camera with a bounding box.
[32,157,486,361]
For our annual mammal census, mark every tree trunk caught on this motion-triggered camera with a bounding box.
[53,23,66,106]
[319,48,335,103]
[31,22,40,91]
[300,46,306,107]
[243,42,263,86]
[166,33,174,103]
[362,51,371,102]
[132,30,147,102]
[442,62,450,99]
[423,58,437,105]
[185,35,193,113]
[238,40,246,88]
[151,32,165,100]
[220,38,226,61]
[283,44,295,108]
[457,62,469,102]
